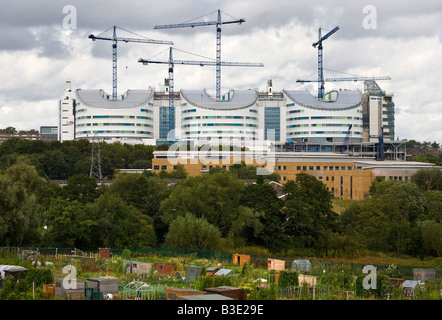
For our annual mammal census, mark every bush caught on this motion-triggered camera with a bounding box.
[278,270,299,289]
[25,268,54,287]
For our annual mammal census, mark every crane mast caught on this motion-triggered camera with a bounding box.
[138,47,263,141]
[89,26,173,100]
[154,10,248,100]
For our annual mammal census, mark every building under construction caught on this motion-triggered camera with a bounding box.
[59,79,401,159]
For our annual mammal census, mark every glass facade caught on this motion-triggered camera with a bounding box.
[265,107,281,141]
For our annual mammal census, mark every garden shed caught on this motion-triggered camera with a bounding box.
[99,247,111,259]
[292,259,311,272]
[206,267,219,276]
[413,268,436,282]
[54,278,86,299]
[205,286,247,300]
[165,287,206,300]
[186,265,202,281]
[155,263,176,277]
[298,274,318,286]
[268,258,285,271]
[87,276,119,297]
[125,260,153,275]
[232,253,251,266]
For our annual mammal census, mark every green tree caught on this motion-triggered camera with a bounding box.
[282,173,337,249]
[86,193,156,247]
[62,174,100,203]
[240,183,287,251]
[411,168,442,191]
[160,172,262,243]
[0,159,47,246]
[42,198,95,248]
[419,220,442,256]
[164,213,222,250]
[413,153,441,166]
[424,190,442,223]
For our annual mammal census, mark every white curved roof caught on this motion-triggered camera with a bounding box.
[284,89,362,110]
[180,89,258,110]
[0,265,28,279]
[76,89,154,109]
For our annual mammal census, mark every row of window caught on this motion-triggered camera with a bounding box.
[287,131,362,135]
[183,116,258,121]
[184,130,256,135]
[77,115,153,120]
[288,116,361,121]
[182,123,258,128]
[77,130,152,134]
[275,165,357,171]
[77,123,153,127]
[287,123,361,128]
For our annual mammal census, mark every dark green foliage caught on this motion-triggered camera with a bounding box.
[282,173,337,250]
[278,270,299,288]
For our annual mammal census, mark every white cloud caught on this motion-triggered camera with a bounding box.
[0,0,441,143]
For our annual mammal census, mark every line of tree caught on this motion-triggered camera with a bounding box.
[1,151,441,259]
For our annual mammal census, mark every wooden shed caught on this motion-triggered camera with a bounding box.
[205,286,247,300]
[232,253,251,266]
[99,248,111,259]
[165,287,206,300]
[87,276,119,297]
[298,274,318,286]
[206,267,219,277]
[155,263,176,277]
[125,260,153,275]
[54,278,86,299]
[268,258,285,271]
[413,268,436,282]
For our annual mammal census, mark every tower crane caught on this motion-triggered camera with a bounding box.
[309,26,340,100]
[89,26,173,100]
[154,10,247,100]
[297,75,391,84]
[138,47,264,140]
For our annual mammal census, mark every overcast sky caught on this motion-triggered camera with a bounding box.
[0,0,441,143]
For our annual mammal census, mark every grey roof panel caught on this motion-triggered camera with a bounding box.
[76,89,154,109]
[180,89,258,110]
[284,89,362,110]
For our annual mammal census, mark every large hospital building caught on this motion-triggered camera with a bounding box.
[59,80,438,200]
[59,79,395,149]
